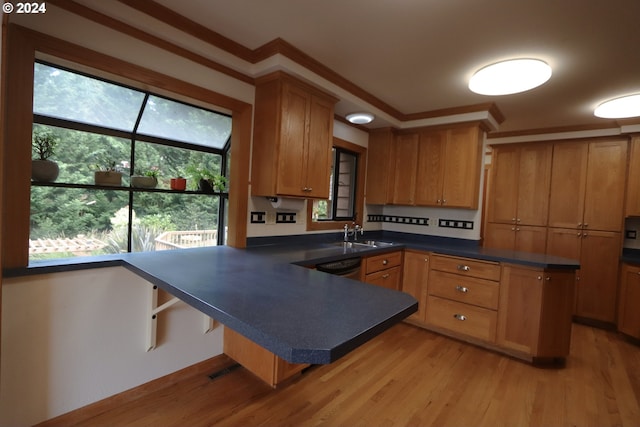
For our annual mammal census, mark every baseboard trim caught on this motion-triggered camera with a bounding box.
[34,353,236,427]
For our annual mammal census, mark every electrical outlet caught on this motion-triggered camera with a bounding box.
[626,229,637,239]
[266,212,276,224]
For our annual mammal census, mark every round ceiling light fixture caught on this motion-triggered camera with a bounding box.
[469,58,552,96]
[594,94,640,119]
[346,112,375,124]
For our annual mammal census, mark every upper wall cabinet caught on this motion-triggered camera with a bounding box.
[368,123,484,208]
[415,124,484,209]
[625,136,640,217]
[365,128,396,204]
[251,71,338,199]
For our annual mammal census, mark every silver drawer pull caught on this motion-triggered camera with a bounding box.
[453,313,467,321]
[382,259,388,265]
[457,265,470,272]
[455,285,469,293]
[382,273,390,279]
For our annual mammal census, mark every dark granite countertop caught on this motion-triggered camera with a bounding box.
[4,230,581,366]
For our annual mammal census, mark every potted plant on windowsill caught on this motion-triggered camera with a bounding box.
[186,164,227,193]
[94,160,123,186]
[31,128,60,182]
[170,176,187,191]
[130,167,159,188]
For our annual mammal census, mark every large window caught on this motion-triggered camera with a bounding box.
[29,62,231,261]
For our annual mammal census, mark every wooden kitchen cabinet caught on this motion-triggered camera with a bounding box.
[414,124,483,209]
[497,264,574,359]
[365,128,396,204]
[401,250,430,324]
[391,133,419,205]
[618,263,640,339]
[547,228,622,324]
[625,136,640,216]
[251,71,337,199]
[483,222,547,254]
[362,250,403,290]
[484,142,552,251]
[224,327,308,387]
[548,139,627,232]
[426,254,500,342]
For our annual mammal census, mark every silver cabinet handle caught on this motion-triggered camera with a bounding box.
[455,285,469,293]
[382,273,390,279]
[457,265,470,272]
[453,314,467,321]
[382,259,388,265]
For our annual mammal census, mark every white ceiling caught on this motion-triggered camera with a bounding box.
[136,1,640,133]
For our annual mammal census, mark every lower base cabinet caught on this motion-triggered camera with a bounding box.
[497,264,575,359]
[618,263,640,339]
[416,254,576,362]
[224,327,308,387]
[362,250,403,290]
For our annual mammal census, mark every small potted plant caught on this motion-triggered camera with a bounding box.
[170,176,187,191]
[186,164,227,193]
[31,128,60,182]
[131,166,159,188]
[93,160,123,186]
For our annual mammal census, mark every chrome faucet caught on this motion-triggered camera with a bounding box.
[343,223,364,242]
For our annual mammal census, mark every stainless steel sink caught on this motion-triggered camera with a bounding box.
[331,240,395,249]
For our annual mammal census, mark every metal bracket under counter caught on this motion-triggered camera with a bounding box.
[146,284,216,351]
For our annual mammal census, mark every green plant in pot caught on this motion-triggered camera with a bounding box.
[31,128,60,182]
[93,160,123,187]
[185,164,227,193]
[131,166,159,188]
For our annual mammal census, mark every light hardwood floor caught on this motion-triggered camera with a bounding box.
[41,323,640,427]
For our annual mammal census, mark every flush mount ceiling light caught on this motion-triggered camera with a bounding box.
[346,112,374,124]
[469,58,552,96]
[594,94,640,119]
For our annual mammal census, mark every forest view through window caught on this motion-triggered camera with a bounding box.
[30,61,231,262]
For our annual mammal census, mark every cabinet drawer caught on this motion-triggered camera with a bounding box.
[365,251,402,274]
[425,295,497,342]
[365,266,401,290]
[430,254,501,281]
[429,270,499,310]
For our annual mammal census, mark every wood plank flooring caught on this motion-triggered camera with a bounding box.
[41,323,640,427]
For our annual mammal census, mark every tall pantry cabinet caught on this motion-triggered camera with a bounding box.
[546,139,627,324]
[484,143,552,253]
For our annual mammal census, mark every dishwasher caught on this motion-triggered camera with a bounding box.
[315,257,362,280]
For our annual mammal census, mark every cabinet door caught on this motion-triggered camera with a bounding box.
[415,129,445,206]
[583,139,627,232]
[497,265,543,354]
[304,95,334,199]
[484,222,516,250]
[392,133,419,205]
[488,145,519,223]
[625,137,640,217]
[576,231,621,323]
[366,129,395,204]
[497,265,574,358]
[442,125,482,209]
[548,142,588,229]
[618,263,640,339]
[517,143,552,226]
[514,225,547,254]
[402,251,429,323]
[277,83,310,197]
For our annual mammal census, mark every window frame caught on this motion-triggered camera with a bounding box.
[306,137,366,231]
[30,61,232,256]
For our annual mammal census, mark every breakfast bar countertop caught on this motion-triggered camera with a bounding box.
[121,246,418,365]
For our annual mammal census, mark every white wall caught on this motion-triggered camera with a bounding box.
[1,267,223,426]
